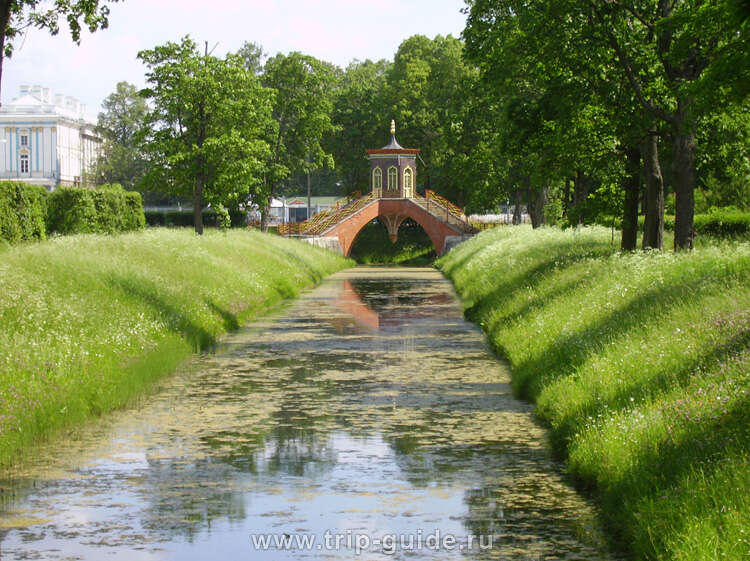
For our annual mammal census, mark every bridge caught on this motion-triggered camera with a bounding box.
[279,121,476,256]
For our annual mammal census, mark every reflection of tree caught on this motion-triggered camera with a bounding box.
[136,455,248,541]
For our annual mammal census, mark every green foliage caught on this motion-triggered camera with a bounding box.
[214,203,231,231]
[47,185,145,235]
[326,58,390,194]
[259,51,337,213]
[0,229,351,466]
[95,81,149,189]
[462,0,749,249]
[1,1,119,56]
[564,182,624,229]
[696,104,750,209]
[0,181,47,243]
[349,218,435,265]
[543,196,564,226]
[138,36,274,233]
[438,226,750,560]
[385,35,476,202]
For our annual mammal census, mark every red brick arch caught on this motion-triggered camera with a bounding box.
[325,199,463,257]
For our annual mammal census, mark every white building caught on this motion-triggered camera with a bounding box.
[0,85,100,190]
[268,196,340,224]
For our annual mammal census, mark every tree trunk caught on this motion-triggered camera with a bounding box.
[194,93,207,236]
[526,178,548,229]
[260,192,272,232]
[0,3,10,108]
[512,189,522,225]
[306,170,311,221]
[573,169,589,224]
[193,176,204,235]
[673,102,696,250]
[621,146,641,251]
[562,176,572,218]
[642,129,664,250]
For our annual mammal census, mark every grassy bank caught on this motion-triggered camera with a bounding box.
[0,228,350,467]
[350,218,435,265]
[437,226,749,561]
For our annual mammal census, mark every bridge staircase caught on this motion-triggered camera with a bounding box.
[278,191,376,236]
[279,190,475,237]
[411,190,476,235]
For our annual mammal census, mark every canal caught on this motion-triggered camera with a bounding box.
[0,267,619,560]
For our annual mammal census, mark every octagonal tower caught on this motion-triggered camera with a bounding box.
[366,121,420,198]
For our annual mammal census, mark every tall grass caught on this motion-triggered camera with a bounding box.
[0,228,350,467]
[438,226,750,561]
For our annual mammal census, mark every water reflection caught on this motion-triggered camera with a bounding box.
[0,268,622,560]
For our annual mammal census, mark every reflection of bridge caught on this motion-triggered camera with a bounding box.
[279,122,476,256]
[333,277,455,333]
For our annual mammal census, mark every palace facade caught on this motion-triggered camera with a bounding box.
[0,85,100,190]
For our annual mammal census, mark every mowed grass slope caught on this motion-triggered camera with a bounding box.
[438,226,750,561]
[0,229,351,466]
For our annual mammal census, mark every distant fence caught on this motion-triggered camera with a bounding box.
[468,213,531,228]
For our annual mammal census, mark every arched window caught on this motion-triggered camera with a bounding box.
[387,166,398,190]
[403,167,413,197]
[373,167,382,190]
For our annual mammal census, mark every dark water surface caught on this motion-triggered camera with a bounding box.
[0,268,620,560]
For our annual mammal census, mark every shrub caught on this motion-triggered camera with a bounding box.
[694,208,750,237]
[47,187,99,234]
[144,208,247,228]
[47,185,145,235]
[123,190,146,230]
[0,181,48,243]
[214,204,232,230]
[593,210,749,240]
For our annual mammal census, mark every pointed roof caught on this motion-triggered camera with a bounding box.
[366,120,420,156]
[381,119,403,149]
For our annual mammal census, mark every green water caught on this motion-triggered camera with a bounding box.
[0,268,621,560]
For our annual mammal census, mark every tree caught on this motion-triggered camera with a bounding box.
[237,41,266,75]
[0,0,120,104]
[326,59,390,194]
[258,51,336,230]
[584,0,745,249]
[138,36,274,234]
[95,81,148,189]
[385,35,475,203]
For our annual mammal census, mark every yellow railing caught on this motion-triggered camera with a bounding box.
[425,189,465,219]
[278,192,376,236]
[278,188,476,237]
[303,193,376,235]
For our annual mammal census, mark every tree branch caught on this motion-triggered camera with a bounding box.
[589,1,675,125]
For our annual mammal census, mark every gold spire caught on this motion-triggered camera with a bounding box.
[390,120,396,135]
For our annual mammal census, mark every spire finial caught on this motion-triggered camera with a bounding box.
[390,120,396,135]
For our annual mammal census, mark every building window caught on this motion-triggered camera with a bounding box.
[20,134,29,147]
[20,154,29,174]
[373,167,382,190]
[387,166,398,190]
[403,167,413,196]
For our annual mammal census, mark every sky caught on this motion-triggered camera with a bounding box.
[2,0,468,119]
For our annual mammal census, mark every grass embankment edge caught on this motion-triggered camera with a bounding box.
[0,228,352,468]
[437,226,749,561]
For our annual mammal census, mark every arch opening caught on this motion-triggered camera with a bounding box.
[348,217,437,265]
